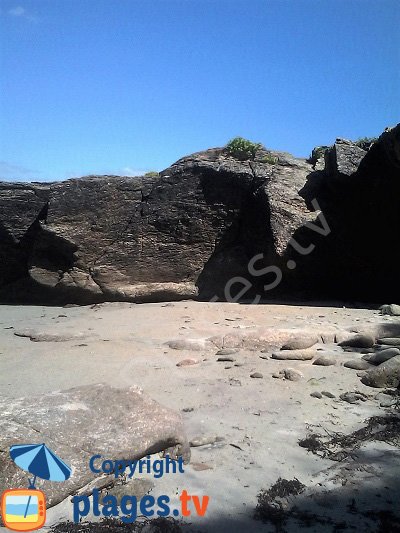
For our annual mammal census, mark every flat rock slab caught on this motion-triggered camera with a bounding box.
[0,384,190,507]
[165,339,211,351]
[272,348,315,360]
[209,326,355,351]
[13,328,87,342]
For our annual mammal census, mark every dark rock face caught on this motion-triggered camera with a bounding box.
[0,124,399,304]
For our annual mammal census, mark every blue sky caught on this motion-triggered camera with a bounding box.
[0,0,399,181]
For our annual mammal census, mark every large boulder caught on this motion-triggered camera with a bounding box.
[361,355,400,388]
[0,148,314,303]
[0,384,190,507]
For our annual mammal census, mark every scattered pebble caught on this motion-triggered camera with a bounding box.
[310,391,323,399]
[321,391,336,398]
[272,368,303,381]
[216,348,238,355]
[250,372,263,379]
[313,356,336,366]
[176,358,199,367]
[190,435,224,447]
[340,391,368,404]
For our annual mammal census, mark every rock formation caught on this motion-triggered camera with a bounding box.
[0,124,399,304]
[0,384,190,507]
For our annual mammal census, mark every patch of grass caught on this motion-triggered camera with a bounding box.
[262,154,278,164]
[226,137,261,161]
[143,171,159,178]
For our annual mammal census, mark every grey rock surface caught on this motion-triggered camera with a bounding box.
[361,355,400,388]
[380,304,400,316]
[344,359,374,370]
[272,348,315,360]
[0,384,190,507]
[313,355,337,366]
[363,347,400,365]
[339,334,375,349]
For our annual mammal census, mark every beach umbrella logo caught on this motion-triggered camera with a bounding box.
[1,444,72,532]
[9,443,72,488]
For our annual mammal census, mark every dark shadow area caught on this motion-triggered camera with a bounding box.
[282,138,400,303]
[195,166,281,301]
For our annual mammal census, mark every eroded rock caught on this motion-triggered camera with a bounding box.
[0,384,190,507]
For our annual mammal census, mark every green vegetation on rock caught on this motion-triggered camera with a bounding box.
[226,137,261,160]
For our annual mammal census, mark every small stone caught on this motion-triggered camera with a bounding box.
[259,354,269,360]
[321,391,335,398]
[217,356,235,362]
[191,462,213,471]
[176,358,199,367]
[182,407,194,412]
[310,391,323,399]
[229,378,242,387]
[250,372,263,378]
[339,334,375,349]
[216,348,238,356]
[272,372,283,379]
[340,391,368,404]
[344,359,373,370]
[282,368,303,382]
[190,435,224,447]
[313,356,336,366]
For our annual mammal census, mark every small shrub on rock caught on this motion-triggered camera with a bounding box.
[226,137,261,160]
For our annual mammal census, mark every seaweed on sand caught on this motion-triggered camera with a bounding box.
[298,415,400,461]
[50,517,183,533]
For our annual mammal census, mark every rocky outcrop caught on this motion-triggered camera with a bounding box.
[0,384,190,507]
[0,124,399,304]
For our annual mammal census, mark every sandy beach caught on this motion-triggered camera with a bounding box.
[1,301,399,532]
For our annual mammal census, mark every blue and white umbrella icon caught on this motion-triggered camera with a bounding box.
[10,443,72,488]
[10,443,72,519]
